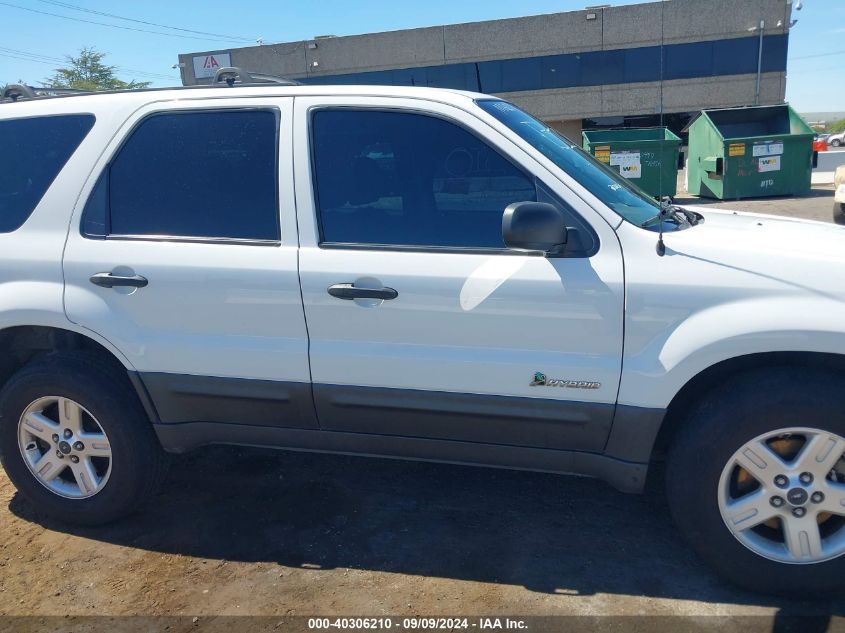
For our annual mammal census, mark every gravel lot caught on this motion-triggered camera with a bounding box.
[1,184,843,628]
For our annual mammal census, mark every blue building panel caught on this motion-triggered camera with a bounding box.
[298,34,788,95]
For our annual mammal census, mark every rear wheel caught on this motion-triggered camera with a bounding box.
[832,139,842,147]
[666,368,845,596]
[0,352,166,525]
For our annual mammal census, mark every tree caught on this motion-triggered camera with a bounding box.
[829,119,845,135]
[44,47,151,91]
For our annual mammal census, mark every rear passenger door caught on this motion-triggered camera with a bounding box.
[63,98,317,429]
[293,96,625,452]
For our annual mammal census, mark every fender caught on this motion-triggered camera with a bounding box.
[0,283,138,374]
[619,295,845,410]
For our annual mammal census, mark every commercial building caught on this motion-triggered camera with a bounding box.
[179,0,794,140]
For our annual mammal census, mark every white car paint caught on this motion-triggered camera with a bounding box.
[1,84,844,426]
[292,95,624,405]
[61,97,311,385]
[619,208,845,409]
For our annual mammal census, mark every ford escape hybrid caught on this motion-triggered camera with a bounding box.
[1,80,845,596]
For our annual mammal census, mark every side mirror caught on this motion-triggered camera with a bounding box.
[502,201,568,254]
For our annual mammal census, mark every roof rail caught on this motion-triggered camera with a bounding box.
[212,66,302,87]
[1,84,94,103]
[2,84,36,102]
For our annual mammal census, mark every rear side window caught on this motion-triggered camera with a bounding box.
[0,114,94,233]
[84,109,279,241]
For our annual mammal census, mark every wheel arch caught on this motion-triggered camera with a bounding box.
[649,351,845,463]
[0,325,158,423]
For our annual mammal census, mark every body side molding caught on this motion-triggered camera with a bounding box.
[139,372,319,429]
[153,421,648,493]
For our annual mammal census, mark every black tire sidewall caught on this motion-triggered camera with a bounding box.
[666,368,845,597]
[0,355,157,524]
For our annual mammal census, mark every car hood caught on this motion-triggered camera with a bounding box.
[668,207,845,295]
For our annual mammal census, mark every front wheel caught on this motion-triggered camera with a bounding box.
[666,368,845,596]
[0,352,166,525]
[832,139,842,147]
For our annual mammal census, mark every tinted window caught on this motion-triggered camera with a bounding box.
[104,110,278,241]
[478,100,660,226]
[311,110,536,249]
[0,114,94,233]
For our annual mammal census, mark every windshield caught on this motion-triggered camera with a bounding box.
[476,99,661,226]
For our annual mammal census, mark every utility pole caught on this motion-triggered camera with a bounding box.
[754,19,764,106]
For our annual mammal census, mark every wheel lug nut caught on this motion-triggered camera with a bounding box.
[51,434,59,443]
[770,496,785,508]
[774,475,789,488]
[69,455,79,464]
[55,450,63,459]
[73,441,84,451]
[63,429,72,439]
[792,507,807,518]
[800,472,814,485]
[812,491,825,503]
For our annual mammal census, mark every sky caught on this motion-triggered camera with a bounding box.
[0,0,843,113]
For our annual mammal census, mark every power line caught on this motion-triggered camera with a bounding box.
[0,47,177,81]
[35,0,255,43]
[0,1,251,44]
[791,49,845,61]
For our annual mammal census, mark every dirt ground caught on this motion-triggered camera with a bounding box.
[1,184,843,628]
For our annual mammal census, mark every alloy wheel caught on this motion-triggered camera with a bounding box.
[718,427,845,564]
[17,396,112,499]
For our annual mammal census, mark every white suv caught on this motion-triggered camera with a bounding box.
[1,82,844,597]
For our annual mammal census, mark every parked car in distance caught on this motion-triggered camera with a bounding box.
[2,77,845,599]
[835,165,845,224]
[828,131,845,148]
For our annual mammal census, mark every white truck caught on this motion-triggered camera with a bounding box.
[1,79,844,597]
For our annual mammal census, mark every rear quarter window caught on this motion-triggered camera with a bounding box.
[0,114,95,233]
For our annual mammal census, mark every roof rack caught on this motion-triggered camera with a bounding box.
[1,84,94,102]
[212,66,302,87]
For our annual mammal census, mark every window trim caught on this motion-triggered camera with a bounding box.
[306,105,597,258]
[80,106,282,245]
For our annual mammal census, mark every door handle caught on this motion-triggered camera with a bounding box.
[89,272,149,289]
[327,283,398,301]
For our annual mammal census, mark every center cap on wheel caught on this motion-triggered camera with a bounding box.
[58,441,72,455]
[787,487,809,507]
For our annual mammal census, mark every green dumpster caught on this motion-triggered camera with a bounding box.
[582,127,681,198]
[686,104,814,200]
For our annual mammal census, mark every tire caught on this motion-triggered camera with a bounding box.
[666,367,845,597]
[832,139,842,147]
[835,202,845,225]
[0,352,166,525]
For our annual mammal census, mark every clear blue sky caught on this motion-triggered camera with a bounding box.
[0,0,842,112]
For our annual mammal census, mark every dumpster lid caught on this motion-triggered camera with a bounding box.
[582,127,681,143]
[683,104,813,139]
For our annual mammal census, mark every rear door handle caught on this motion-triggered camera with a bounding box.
[89,272,149,289]
[327,283,398,301]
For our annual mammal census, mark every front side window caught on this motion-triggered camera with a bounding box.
[477,100,661,227]
[311,109,538,249]
[0,114,95,233]
[84,109,279,241]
